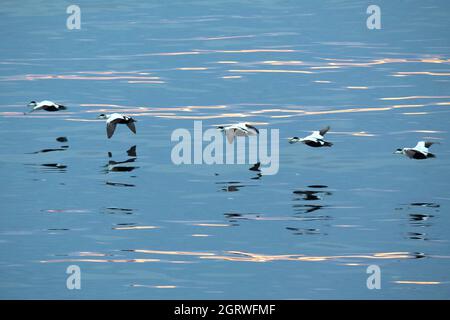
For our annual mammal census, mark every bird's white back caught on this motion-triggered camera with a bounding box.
[414,141,428,153]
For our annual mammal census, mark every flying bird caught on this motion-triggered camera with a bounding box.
[27,100,67,113]
[217,122,259,144]
[98,113,137,139]
[394,141,437,159]
[289,126,333,147]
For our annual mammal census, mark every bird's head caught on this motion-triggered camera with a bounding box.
[288,137,302,144]
[28,101,37,107]
[394,148,404,155]
[217,125,225,132]
[97,114,108,119]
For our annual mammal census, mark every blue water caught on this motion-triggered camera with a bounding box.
[1,0,450,299]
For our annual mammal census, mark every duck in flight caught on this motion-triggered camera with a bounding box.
[27,100,67,113]
[289,126,333,147]
[217,122,259,144]
[98,113,137,139]
[394,141,437,159]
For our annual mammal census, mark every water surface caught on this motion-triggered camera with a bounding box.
[0,0,450,299]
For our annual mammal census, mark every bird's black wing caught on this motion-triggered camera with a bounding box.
[107,120,118,139]
[319,126,330,136]
[126,121,137,134]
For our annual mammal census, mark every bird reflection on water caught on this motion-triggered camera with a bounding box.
[25,137,70,172]
[104,146,139,187]
[292,185,332,213]
[396,202,441,240]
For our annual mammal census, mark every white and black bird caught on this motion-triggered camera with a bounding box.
[217,122,259,144]
[27,100,67,113]
[289,126,333,147]
[97,113,137,139]
[394,141,437,159]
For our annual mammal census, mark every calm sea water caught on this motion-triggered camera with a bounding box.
[1,0,450,299]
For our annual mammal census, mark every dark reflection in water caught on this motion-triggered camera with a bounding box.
[249,162,260,172]
[409,213,434,227]
[249,162,262,180]
[292,204,329,214]
[25,136,70,172]
[112,223,137,230]
[410,202,440,209]
[216,181,246,192]
[223,185,243,192]
[41,163,67,169]
[410,252,427,259]
[409,213,434,221]
[108,166,136,172]
[29,147,67,154]
[396,202,441,240]
[224,213,243,219]
[29,137,70,154]
[224,212,331,223]
[293,189,332,201]
[104,145,139,173]
[215,164,262,191]
[407,232,428,241]
[286,227,323,236]
[288,185,333,234]
[292,185,331,214]
[127,145,137,157]
[224,212,257,223]
[251,173,262,180]
[396,202,441,211]
[106,160,138,172]
[108,159,136,166]
[1,0,449,299]
[106,181,135,187]
[25,163,68,173]
[104,207,134,215]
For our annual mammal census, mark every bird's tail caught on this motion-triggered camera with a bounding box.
[58,105,67,110]
[323,141,333,147]
[427,153,436,158]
